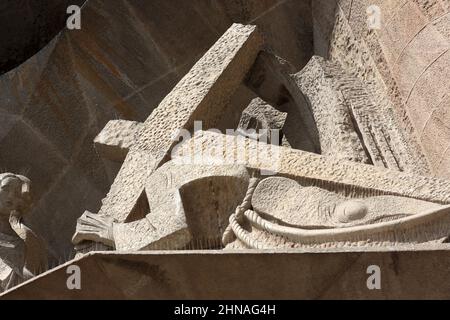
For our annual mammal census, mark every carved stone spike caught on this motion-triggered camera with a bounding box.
[0,173,47,292]
[94,120,142,163]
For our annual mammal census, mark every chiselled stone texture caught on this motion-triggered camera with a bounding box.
[226,176,450,250]
[246,51,322,153]
[0,174,47,292]
[94,120,142,162]
[98,24,263,223]
[323,0,450,179]
[0,0,312,261]
[295,56,405,170]
[252,177,443,228]
[72,161,250,251]
[237,98,289,147]
[112,162,249,251]
[177,131,450,204]
[5,248,450,299]
[294,56,370,164]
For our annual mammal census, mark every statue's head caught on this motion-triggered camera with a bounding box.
[0,173,31,217]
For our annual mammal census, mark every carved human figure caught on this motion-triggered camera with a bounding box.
[0,173,47,291]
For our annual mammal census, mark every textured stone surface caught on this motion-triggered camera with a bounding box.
[252,177,443,228]
[295,56,370,164]
[246,51,321,153]
[177,131,450,204]
[226,176,450,250]
[0,0,312,261]
[73,161,250,251]
[98,23,263,223]
[2,0,450,299]
[4,247,450,299]
[322,0,450,179]
[237,97,289,146]
[94,120,142,162]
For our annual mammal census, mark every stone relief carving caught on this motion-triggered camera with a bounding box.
[73,162,250,252]
[71,22,450,256]
[224,177,450,250]
[0,173,47,291]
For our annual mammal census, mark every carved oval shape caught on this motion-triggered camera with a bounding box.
[336,200,368,223]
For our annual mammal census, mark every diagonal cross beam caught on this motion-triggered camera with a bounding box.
[97,24,263,222]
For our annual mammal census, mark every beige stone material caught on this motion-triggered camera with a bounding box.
[98,24,263,224]
[237,97,288,146]
[226,176,450,249]
[0,174,47,292]
[177,131,450,204]
[73,162,250,251]
[0,0,314,260]
[252,177,443,228]
[326,0,450,179]
[94,120,142,162]
[295,56,406,169]
[294,56,370,164]
[5,247,450,299]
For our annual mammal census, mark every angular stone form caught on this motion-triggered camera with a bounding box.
[294,56,371,164]
[94,120,142,162]
[246,51,321,153]
[97,24,263,224]
[294,56,405,169]
[73,161,250,251]
[6,248,450,300]
[176,131,450,204]
[326,0,433,177]
[237,98,288,146]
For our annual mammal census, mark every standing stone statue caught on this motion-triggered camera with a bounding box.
[0,173,47,292]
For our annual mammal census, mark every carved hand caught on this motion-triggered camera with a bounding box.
[72,211,116,248]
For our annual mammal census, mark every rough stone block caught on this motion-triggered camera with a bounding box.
[98,23,263,222]
[94,120,142,162]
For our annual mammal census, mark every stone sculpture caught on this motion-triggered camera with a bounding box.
[72,21,450,255]
[73,162,250,251]
[0,173,47,291]
[223,176,450,249]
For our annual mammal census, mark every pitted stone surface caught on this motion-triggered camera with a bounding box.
[94,120,142,162]
[294,56,370,164]
[176,131,450,204]
[97,24,263,222]
[295,56,411,170]
[109,162,249,251]
[252,176,442,228]
[237,97,288,146]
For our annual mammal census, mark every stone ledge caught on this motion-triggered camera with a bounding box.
[3,245,450,299]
